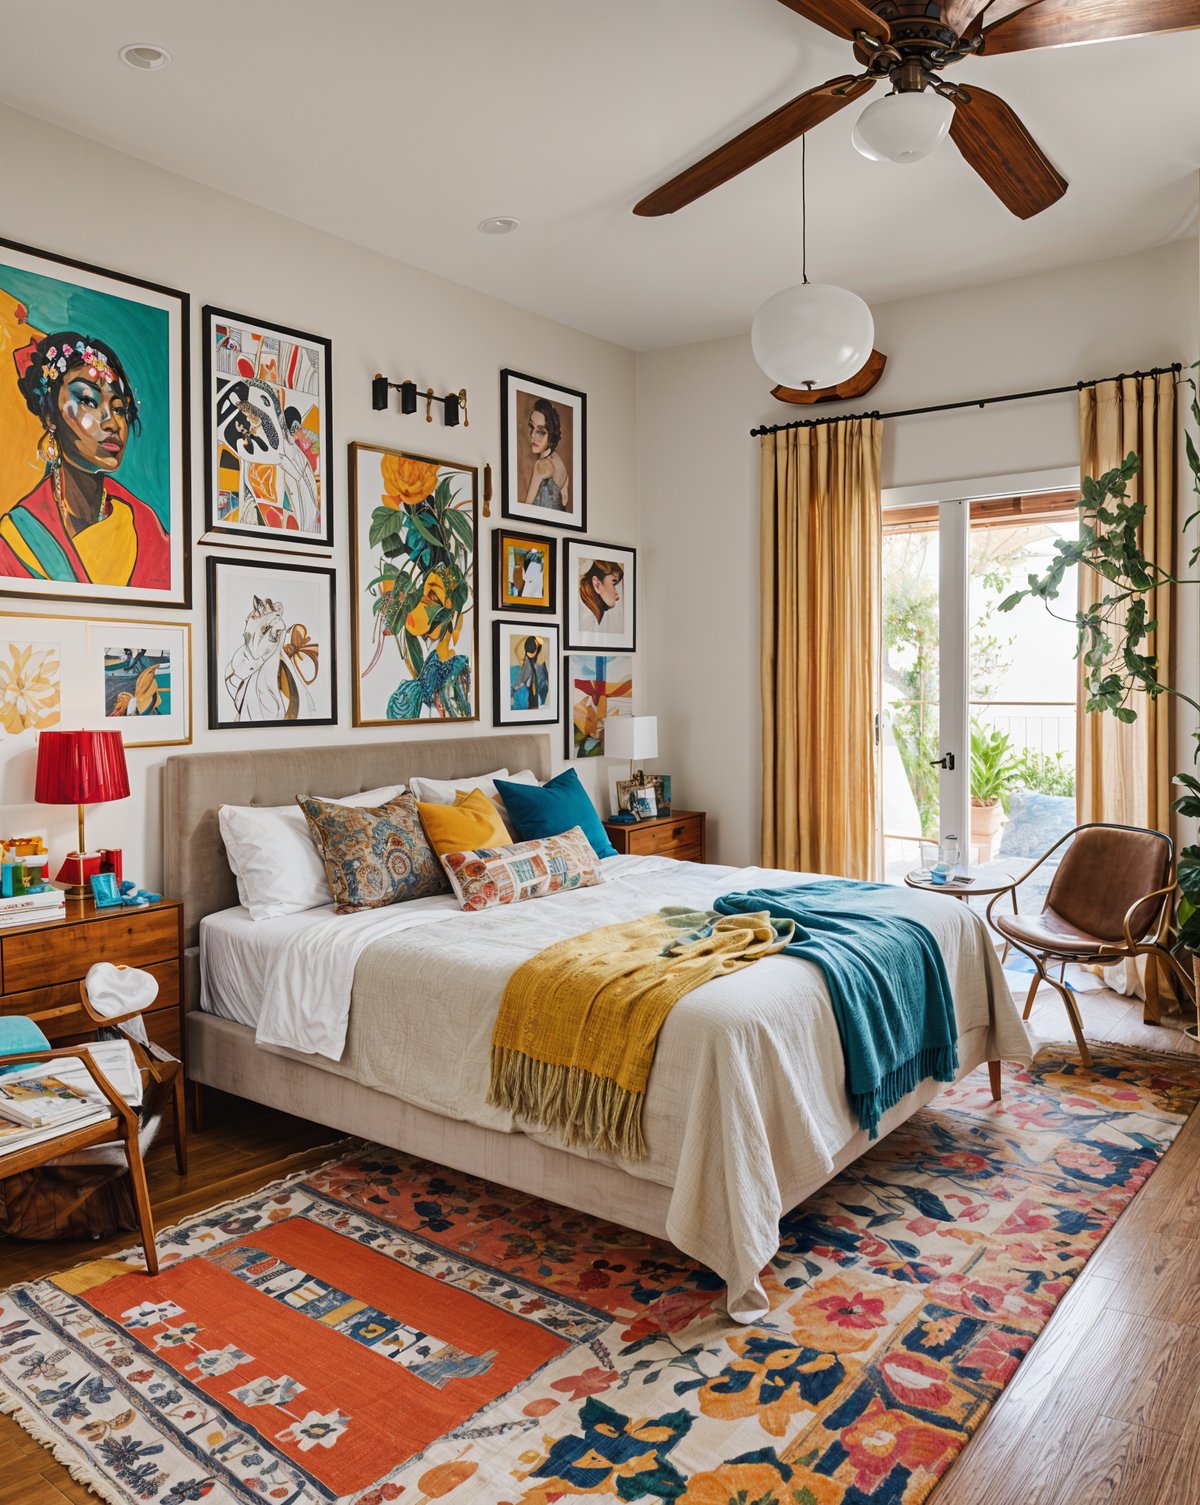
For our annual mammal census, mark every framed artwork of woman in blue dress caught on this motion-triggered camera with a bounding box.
[500,369,586,533]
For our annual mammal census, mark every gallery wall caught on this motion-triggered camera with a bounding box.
[0,103,640,889]
[637,237,1200,865]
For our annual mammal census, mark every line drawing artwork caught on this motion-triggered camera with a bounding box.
[223,593,318,723]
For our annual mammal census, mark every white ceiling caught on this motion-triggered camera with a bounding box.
[1,0,1197,351]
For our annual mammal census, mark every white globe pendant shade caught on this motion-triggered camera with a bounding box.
[751,282,875,389]
[852,89,955,165]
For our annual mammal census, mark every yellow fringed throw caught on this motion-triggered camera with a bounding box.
[489,905,793,1160]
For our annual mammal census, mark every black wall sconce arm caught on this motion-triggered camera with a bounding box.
[372,373,469,427]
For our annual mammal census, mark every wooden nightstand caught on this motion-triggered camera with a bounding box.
[603,809,707,863]
[0,896,184,1060]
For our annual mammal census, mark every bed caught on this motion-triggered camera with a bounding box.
[165,732,1032,1321]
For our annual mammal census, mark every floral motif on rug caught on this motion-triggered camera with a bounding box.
[2,1045,1198,1505]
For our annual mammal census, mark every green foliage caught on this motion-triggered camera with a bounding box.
[970,724,1022,805]
[1000,370,1200,953]
[1016,749,1076,799]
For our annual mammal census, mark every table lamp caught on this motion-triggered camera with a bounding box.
[35,729,130,897]
[605,715,658,784]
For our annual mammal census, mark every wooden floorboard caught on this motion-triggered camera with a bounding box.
[2,977,1199,1504]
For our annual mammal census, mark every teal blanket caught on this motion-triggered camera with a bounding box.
[715,880,958,1138]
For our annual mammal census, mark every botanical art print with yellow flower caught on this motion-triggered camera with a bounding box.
[350,442,478,725]
[0,638,61,734]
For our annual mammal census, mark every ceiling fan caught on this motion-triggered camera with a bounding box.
[634,0,1200,221]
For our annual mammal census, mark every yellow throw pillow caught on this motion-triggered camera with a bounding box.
[418,787,512,858]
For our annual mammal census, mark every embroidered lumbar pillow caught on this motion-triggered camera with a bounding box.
[296,793,448,913]
[416,787,513,858]
[442,826,603,912]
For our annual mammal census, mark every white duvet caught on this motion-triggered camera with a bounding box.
[200,856,1033,1318]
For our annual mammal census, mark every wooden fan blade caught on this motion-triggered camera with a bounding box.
[633,75,876,217]
[981,0,1200,54]
[776,0,891,42]
[949,84,1067,218]
[941,0,995,36]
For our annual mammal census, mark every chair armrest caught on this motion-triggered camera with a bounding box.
[77,979,153,1030]
[1122,883,1176,951]
[0,1046,136,1130]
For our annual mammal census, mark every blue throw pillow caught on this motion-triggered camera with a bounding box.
[495,769,618,860]
[0,1016,51,1076]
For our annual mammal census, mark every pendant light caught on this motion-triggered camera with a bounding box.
[852,88,954,166]
[751,139,874,391]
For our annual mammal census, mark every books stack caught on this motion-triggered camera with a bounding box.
[0,885,66,928]
[0,1040,142,1157]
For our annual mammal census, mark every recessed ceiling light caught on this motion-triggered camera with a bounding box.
[119,43,171,71]
[478,216,520,235]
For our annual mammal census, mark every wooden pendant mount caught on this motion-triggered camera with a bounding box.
[771,349,887,405]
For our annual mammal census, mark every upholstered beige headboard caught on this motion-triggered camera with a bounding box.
[163,732,553,1003]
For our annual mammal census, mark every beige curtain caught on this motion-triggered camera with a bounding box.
[1077,374,1176,831]
[760,418,883,878]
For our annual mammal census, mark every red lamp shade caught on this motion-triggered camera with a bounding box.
[35,730,130,806]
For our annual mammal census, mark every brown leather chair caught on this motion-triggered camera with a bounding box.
[986,823,1190,1067]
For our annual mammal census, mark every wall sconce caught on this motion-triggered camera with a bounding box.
[372,373,469,427]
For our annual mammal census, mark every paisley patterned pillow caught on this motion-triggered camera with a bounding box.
[441,825,602,912]
[297,793,449,913]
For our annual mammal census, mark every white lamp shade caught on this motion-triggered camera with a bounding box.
[605,714,657,762]
[751,282,875,390]
[852,90,955,165]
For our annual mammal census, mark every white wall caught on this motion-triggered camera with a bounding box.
[0,105,638,889]
[637,238,1200,865]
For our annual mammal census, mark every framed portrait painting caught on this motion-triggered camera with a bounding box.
[349,442,478,726]
[0,236,190,608]
[565,653,632,760]
[493,620,560,727]
[206,556,336,729]
[500,369,586,532]
[202,305,333,551]
[564,538,636,652]
[492,526,556,615]
[0,611,191,747]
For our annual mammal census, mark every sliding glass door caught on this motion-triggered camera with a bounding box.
[882,486,1080,880]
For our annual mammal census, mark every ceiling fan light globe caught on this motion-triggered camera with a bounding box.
[751,282,875,390]
[852,89,955,165]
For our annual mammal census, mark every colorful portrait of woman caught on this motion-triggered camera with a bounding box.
[579,557,624,627]
[0,330,168,590]
[501,369,586,533]
[564,539,635,652]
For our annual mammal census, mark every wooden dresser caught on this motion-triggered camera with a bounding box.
[0,897,184,1059]
[602,809,707,863]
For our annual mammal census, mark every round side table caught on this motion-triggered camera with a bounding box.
[903,862,1021,902]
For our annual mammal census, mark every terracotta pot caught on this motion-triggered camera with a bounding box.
[970,798,1003,862]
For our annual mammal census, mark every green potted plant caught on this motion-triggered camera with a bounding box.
[999,367,1200,1030]
[969,723,1021,860]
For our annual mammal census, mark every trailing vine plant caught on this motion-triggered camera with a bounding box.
[998,369,1200,954]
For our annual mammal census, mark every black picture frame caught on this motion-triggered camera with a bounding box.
[492,619,561,727]
[492,525,558,616]
[563,538,637,652]
[0,234,191,609]
[201,304,334,552]
[500,368,587,532]
[206,554,338,729]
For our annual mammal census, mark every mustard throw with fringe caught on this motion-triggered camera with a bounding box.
[489,905,793,1160]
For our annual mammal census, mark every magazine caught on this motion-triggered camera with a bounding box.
[0,1074,91,1128]
[0,1105,109,1157]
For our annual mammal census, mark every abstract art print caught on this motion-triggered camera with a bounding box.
[566,653,632,759]
[500,370,586,532]
[349,442,478,726]
[564,538,636,651]
[493,620,560,727]
[206,556,336,729]
[0,637,59,737]
[203,306,333,550]
[0,236,190,608]
[492,526,556,615]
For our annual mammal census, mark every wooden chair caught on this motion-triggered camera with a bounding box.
[0,1043,159,1274]
[986,822,1193,1067]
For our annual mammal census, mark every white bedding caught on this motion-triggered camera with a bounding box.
[200,855,1033,1320]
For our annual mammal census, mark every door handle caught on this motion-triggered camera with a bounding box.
[929,752,955,770]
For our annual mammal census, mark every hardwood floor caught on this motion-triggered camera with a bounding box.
[1,971,1198,1505]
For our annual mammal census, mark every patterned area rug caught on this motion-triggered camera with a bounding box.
[2,1044,1198,1505]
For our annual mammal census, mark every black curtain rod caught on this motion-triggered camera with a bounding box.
[749,363,1184,437]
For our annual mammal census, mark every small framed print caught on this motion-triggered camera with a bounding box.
[493,526,557,615]
[565,653,633,760]
[493,620,560,727]
[207,555,337,729]
[0,611,192,748]
[618,774,670,817]
[501,369,586,532]
[564,538,636,652]
[202,305,333,551]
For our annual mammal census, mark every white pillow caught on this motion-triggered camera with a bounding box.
[408,768,539,836]
[219,783,405,920]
